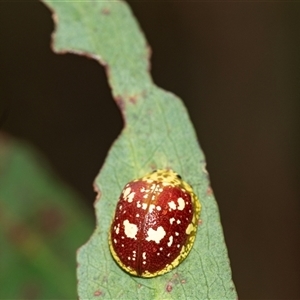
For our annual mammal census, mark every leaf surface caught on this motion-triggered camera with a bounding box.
[42,1,237,299]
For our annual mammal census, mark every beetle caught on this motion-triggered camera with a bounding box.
[109,169,201,277]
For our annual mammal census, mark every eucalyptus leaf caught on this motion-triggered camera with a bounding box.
[0,135,93,299]
[42,1,237,299]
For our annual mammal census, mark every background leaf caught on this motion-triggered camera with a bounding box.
[42,1,237,299]
[0,133,93,299]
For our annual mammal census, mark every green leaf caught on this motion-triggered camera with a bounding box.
[0,134,93,299]
[42,1,237,299]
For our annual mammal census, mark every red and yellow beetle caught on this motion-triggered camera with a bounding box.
[109,169,201,278]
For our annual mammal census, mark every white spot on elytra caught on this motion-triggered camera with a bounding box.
[177,219,181,224]
[177,197,185,210]
[128,257,131,260]
[115,224,120,234]
[149,204,155,213]
[127,192,135,203]
[140,187,145,192]
[175,232,179,236]
[168,201,176,210]
[160,247,163,251]
[156,206,161,211]
[123,220,138,239]
[145,226,166,244]
[142,252,146,259]
[136,213,140,218]
[142,203,147,210]
[186,223,194,234]
[167,235,173,247]
[123,187,131,198]
[143,194,148,198]
[170,217,175,225]
[143,261,146,264]
[177,244,181,248]
[119,205,122,210]
[137,201,142,208]
[114,239,117,243]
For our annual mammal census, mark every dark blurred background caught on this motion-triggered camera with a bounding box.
[1,1,300,299]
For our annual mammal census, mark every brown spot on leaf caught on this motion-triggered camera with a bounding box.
[101,8,110,15]
[198,219,203,225]
[150,164,157,171]
[129,95,138,104]
[166,282,173,293]
[115,96,126,112]
[207,186,213,195]
[146,46,152,70]
[170,272,181,283]
[94,290,103,297]
[94,183,101,201]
